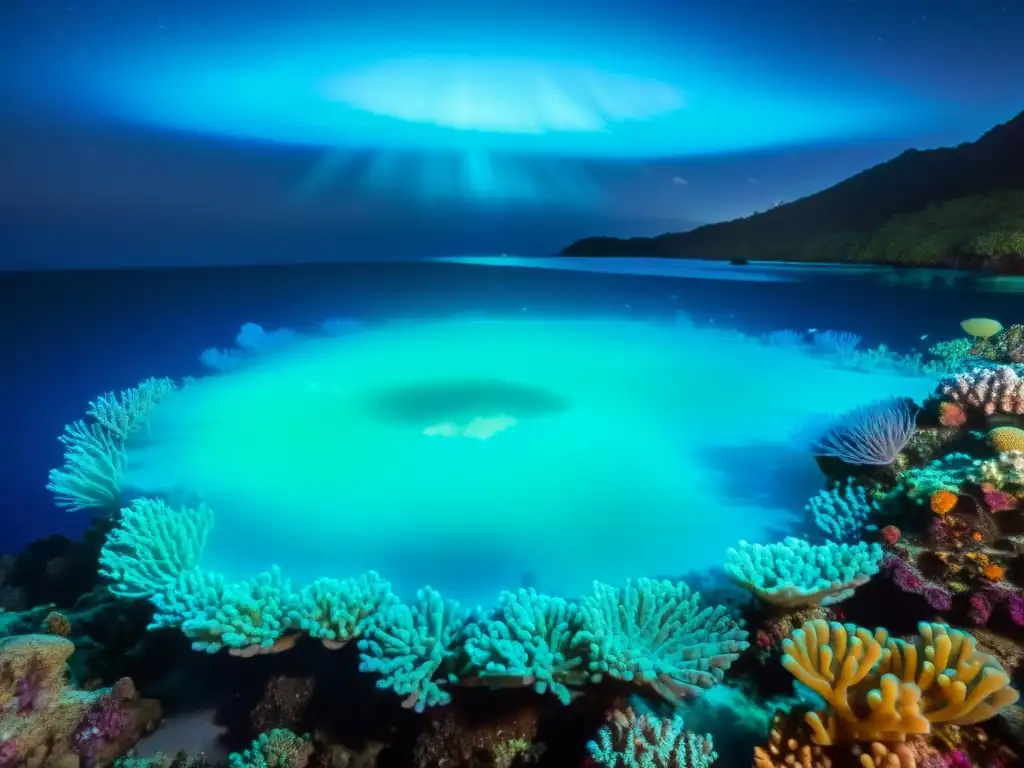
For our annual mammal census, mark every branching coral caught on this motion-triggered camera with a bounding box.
[357,586,471,711]
[576,578,749,706]
[725,538,882,608]
[227,728,312,768]
[463,588,587,704]
[806,482,880,542]
[99,502,748,711]
[587,708,718,768]
[99,498,213,598]
[47,378,176,512]
[288,572,396,649]
[937,366,1024,417]
[780,620,1019,745]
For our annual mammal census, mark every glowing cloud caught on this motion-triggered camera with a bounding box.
[8,6,934,203]
[324,58,685,134]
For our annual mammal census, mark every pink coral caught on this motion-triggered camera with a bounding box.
[938,366,1024,415]
[969,593,993,625]
[982,484,1017,512]
[72,697,128,765]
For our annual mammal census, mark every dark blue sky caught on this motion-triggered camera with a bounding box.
[1,0,1021,268]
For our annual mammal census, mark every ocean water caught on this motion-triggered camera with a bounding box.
[2,257,1017,599]
[6,257,1024,765]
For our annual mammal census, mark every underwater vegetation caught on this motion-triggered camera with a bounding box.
[6,313,1024,766]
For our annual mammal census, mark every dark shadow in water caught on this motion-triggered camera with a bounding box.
[364,378,571,425]
[693,440,824,541]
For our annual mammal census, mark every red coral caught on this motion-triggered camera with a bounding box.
[881,525,901,546]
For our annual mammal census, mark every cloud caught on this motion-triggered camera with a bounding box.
[671,176,689,185]
[746,177,758,184]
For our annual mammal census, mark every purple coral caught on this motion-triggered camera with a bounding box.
[72,697,129,766]
[0,741,17,768]
[812,397,918,466]
[969,593,993,625]
[883,556,953,611]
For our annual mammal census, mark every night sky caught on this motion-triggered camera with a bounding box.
[1,0,1021,268]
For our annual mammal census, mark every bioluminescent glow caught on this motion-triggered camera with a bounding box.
[120,315,934,605]
[66,34,913,158]
[10,6,932,203]
[324,58,685,134]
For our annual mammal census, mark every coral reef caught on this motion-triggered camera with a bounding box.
[0,634,159,767]
[14,321,1024,768]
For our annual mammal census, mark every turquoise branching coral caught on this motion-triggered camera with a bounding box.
[806,481,879,542]
[357,586,471,712]
[46,377,176,511]
[725,537,882,608]
[98,498,749,711]
[463,587,588,704]
[588,709,718,768]
[227,728,312,768]
[575,578,749,706]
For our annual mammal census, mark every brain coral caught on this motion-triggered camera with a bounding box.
[989,426,1024,453]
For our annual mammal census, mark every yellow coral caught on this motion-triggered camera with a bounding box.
[930,490,958,515]
[780,620,1019,746]
[960,318,1002,339]
[989,427,1024,454]
[753,712,833,768]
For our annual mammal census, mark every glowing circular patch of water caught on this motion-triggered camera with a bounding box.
[122,316,934,604]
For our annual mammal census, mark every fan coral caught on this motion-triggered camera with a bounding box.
[811,398,918,466]
[725,538,882,608]
[588,709,717,768]
[780,619,1019,745]
[938,366,1024,416]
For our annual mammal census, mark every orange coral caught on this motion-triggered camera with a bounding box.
[938,402,967,428]
[930,490,958,515]
[983,564,1006,582]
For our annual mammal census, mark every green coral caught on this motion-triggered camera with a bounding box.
[228,729,312,768]
[891,452,983,503]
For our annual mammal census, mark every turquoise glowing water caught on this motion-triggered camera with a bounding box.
[122,315,935,604]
